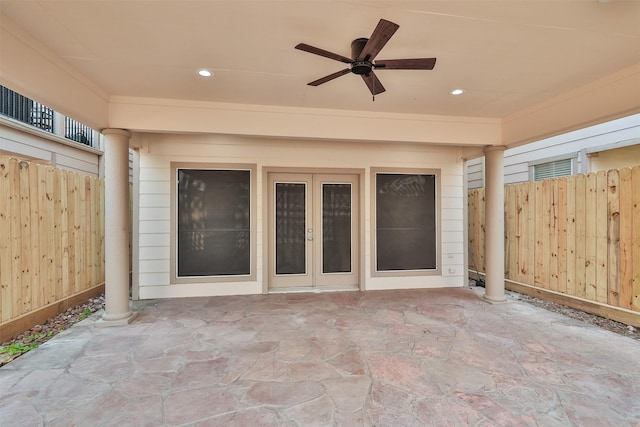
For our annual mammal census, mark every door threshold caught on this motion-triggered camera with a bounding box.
[268,285,360,294]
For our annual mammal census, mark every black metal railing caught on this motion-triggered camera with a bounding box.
[65,117,94,146]
[1,85,54,133]
[1,85,97,148]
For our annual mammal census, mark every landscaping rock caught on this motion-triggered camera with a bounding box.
[0,295,105,367]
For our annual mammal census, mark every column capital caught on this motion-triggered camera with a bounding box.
[102,128,131,138]
[483,145,507,154]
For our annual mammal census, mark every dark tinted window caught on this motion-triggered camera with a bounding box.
[376,173,436,271]
[177,169,250,276]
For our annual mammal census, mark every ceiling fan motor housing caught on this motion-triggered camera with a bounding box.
[350,38,372,75]
[351,38,368,59]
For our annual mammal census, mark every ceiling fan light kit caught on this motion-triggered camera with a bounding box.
[296,19,437,98]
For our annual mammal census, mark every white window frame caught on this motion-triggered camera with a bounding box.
[371,167,441,277]
[170,162,257,284]
[529,156,576,181]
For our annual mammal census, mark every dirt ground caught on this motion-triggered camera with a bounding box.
[0,295,105,367]
[509,290,640,341]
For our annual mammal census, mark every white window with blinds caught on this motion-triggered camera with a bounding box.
[532,158,573,181]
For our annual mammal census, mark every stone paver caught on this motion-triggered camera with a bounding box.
[1,287,639,426]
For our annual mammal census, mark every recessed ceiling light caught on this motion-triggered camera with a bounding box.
[450,88,465,96]
[197,69,213,77]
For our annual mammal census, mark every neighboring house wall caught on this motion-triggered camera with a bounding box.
[134,133,466,300]
[467,113,640,188]
[0,119,102,177]
[1,118,136,182]
[587,144,640,172]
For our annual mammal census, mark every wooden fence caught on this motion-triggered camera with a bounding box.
[0,155,105,340]
[469,165,640,325]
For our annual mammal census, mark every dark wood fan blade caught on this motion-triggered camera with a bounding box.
[359,19,399,61]
[375,58,437,70]
[361,71,386,95]
[295,43,353,64]
[308,68,351,86]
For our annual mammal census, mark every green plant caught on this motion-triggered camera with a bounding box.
[0,341,39,362]
[0,342,39,355]
[0,332,55,363]
[79,307,92,320]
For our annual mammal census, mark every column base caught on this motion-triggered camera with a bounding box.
[482,293,509,305]
[96,311,139,327]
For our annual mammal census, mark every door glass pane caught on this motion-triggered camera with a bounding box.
[275,183,306,275]
[322,183,352,273]
[376,173,436,271]
[177,169,250,277]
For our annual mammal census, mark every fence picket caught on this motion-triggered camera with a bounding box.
[53,168,63,303]
[515,184,527,282]
[506,185,517,279]
[67,173,78,294]
[89,177,98,288]
[585,173,597,301]
[44,166,56,304]
[575,174,587,298]
[60,171,70,298]
[10,159,23,317]
[595,171,609,303]
[618,168,633,309]
[79,175,88,290]
[468,189,476,270]
[35,164,47,307]
[632,165,640,312]
[20,161,33,314]
[542,180,551,290]
[607,170,620,306]
[566,176,577,296]
[557,177,567,294]
[526,182,536,284]
[549,179,559,292]
[478,189,485,272]
[534,182,544,288]
[98,179,105,281]
[0,157,11,322]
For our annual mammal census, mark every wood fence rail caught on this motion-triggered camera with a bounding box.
[469,165,640,325]
[0,155,105,340]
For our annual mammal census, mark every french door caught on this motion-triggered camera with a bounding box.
[268,173,359,290]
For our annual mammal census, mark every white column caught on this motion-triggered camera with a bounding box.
[483,145,507,303]
[97,129,136,326]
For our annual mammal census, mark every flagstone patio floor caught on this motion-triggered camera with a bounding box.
[1,287,639,426]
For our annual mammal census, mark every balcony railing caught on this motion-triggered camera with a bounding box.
[1,85,98,149]
[1,86,54,132]
[65,117,94,147]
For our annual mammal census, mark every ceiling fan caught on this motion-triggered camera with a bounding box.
[295,19,436,96]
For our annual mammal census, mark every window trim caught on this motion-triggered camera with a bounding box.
[370,167,441,277]
[170,162,257,284]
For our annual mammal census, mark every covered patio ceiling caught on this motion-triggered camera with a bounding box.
[1,0,639,150]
